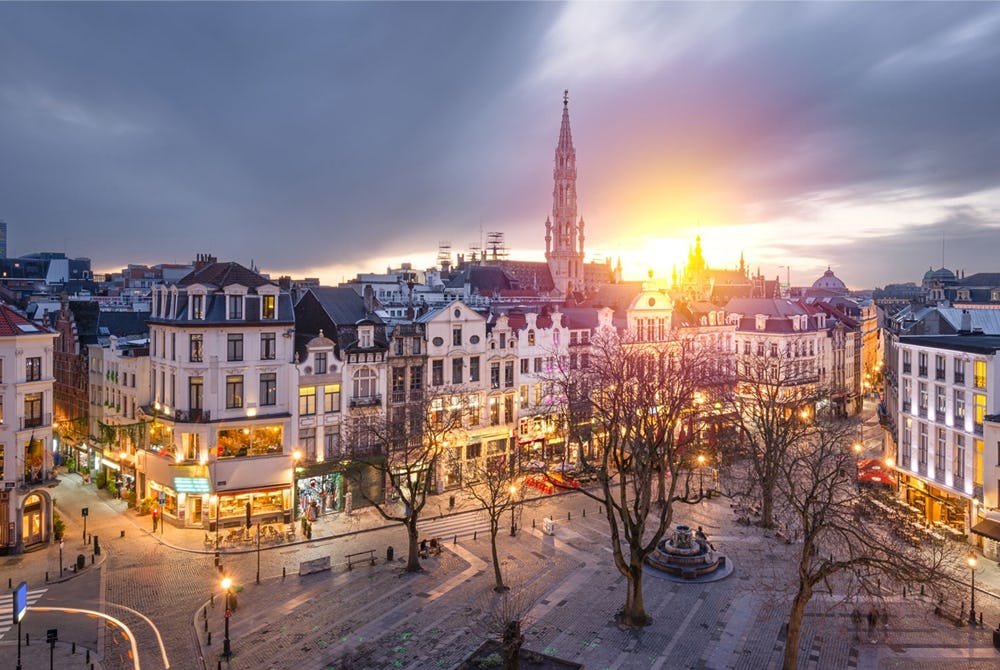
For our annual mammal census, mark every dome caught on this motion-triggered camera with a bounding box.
[811,267,847,292]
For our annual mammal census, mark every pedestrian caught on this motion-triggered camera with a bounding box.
[152,509,159,533]
[867,608,877,639]
[851,609,862,642]
[419,538,428,559]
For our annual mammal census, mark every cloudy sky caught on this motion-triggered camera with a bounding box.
[2,2,999,289]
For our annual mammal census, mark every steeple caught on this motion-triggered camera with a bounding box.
[545,90,585,294]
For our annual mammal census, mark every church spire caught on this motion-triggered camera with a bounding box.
[545,89,585,294]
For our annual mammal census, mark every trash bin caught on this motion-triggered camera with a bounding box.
[93,535,100,555]
[386,546,394,562]
[993,626,1000,650]
[76,554,85,570]
[543,517,555,535]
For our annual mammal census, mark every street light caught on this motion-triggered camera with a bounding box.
[509,485,518,536]
[291,449,303,522]
[697,455,706,497]
[967,552,978,625]
[221,576,233,658]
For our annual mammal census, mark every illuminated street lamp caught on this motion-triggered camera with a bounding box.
[967,552,978,625]
[509,485,518,536]
[697,454,706,497]
[291,449,303,522]
[221,576,233,658]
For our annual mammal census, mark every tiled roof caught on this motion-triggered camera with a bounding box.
[177,262,274,289]
[0,302,49,337]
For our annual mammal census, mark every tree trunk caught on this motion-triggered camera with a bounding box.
[502,619,522,670]
[782,588,810,670]
[405,519,421,572]
[760,486,775,528]
[621,560,650,626]
[490,518,505,591]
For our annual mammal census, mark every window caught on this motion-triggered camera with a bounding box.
[301,428,316,459]
[466,442,482,460]
[0,395,4,424]
[259,373,277,406]
[534,358,542,373]
[528,330,535,346]
[394,338,403,356]
[954,360,965,385]
[452,358,463,384]
[226,375,244,409]
[227,334,244,362]
[353,368,376,399]
[469,356,480,382]
[533,383,542,406]
[452,328,462,346]
[261,333,276,361]
[0,358,3,383]
[261,294,276,319]
[935,386,946,419]
[26,357,41,382]
[170,333,176,361]
[467,394,480,426]
[324,384,340,413]
[191,294,204,319]
[918,423,928,467]
[902,350,911,373]
[936,428,946,475]
[412,337,421,355]
[918,352,927,377]
[504,394,514,423]
[359,327,373,348]
[409,367,423,391]
[316,352,331,374]
[432,360,444,386]
[489,397,501,425]
[918,382,928,416]
[490,363,501,389]
[299,386,316,415]
[190,334,203,362]
[323,428,339,459]
[24,392,43,428]
[974,360,987,388]
[974,393,986,434]
[520,359,529,374]
[902,418,912,463]
[228,295,243,319]
[769,343,778,358]
[189,377,203,411]
[500,333,507,349]
[519,385,528,407]
[954,390,965,425]
[935,355,946,381]
[504,361,514,388]
[954,434,966,481]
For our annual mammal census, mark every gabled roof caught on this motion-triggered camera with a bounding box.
[724,297,810,318]
[177,262,274,289]
[0,302,50,337]
[305,286,384,326]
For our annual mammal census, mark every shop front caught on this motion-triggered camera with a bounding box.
[296,471,344,520]
[214,486,291,529]
[296,460,381,516]
[899,473,973,538]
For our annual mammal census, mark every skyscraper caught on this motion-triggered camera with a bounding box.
[0,220,7,258]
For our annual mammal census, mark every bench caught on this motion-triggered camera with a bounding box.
[933,604,967,627]
[298,556,331,576]
[346,549,376,570]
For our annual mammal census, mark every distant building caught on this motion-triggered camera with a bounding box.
[0,220,6,259]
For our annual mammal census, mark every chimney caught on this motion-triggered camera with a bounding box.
[960,309,972,333]
[363,285,375,314]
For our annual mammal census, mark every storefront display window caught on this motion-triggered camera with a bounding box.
[217,425,283,458]
[218,489,288,520]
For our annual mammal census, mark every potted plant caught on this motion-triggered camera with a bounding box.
[53,510,66,541]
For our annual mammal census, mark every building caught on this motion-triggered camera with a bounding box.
[892,333,1000,558]
[142,259,297,529]
[544,91,586,296]
[0,303,58,553]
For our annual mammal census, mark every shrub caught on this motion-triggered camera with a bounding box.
[95,471,107,489]
[52,510,66,540]
[138,497,156,515]
[107,479,118,499]
[127,489,137,508]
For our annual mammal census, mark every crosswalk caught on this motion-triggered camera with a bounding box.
[418,511,491,542]
[0,587,48,639]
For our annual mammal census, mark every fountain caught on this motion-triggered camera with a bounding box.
[645,524,733,582]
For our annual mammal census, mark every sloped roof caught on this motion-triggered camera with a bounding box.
[960,272,1000,287]
[177,261,274,289]
[98,311,149,338]
[0,302,50,337]
[724,297,810,318]
[305,286,383,326]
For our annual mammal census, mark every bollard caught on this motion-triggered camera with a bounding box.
[208,631,212,645]
[282,566,286,579]
[473,530,477,541]
[204,616,208,631]
[921,584,925,596]
[26,633,29,646]
[45,571,49,582]
[211,593,215,606]
[980,612,984,626]
[86,649,90,663]
[532,519,536,529]
[583,508,586,518]
[218,660,222,670]
[453,534,457,545]
[203,607,208,620]
[7,578,9,588]
[902,586,907,598]
[91,553,95,564]
[120,530,125,538]
[568,511,571,521]
[72,642,76,654]
[94,535,100,555]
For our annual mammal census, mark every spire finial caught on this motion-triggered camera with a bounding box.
[563,89,569,108]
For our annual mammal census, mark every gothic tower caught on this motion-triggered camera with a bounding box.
[545,90,585,295]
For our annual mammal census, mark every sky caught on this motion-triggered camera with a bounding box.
[2,2,1000,290]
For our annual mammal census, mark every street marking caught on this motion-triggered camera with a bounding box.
[31,605,141,670]
[0,588,47,639]
[105,601,171,669]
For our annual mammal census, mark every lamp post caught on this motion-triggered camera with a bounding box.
[967,552,978,625]
[509,485,517,536]
[291,449,303,522]
[697,455,706,497]
[221,576,233,658]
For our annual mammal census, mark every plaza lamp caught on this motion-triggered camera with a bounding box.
[509,485,518,536]
[221,576,233,658]
[291,449,303,522]
[967,552,978,625]
[697,455,706,497]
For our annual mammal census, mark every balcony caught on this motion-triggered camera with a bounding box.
[918,366,927,377]
[173,409,211,423]
[975,423,983,436]
[954,372,965,385]
[20,414,51,431]
[935,410,946,422]
[902,363,911,374]
[350,395,382,409]
[935,371,946,381]
[16,473,60,491]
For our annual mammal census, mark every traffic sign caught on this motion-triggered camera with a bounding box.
[158,492,166,505]
[225,609,232,619]
[12,581,27,624]
[81,507,89,517]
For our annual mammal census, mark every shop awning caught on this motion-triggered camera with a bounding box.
[173,477,211,494]
[971,519,1000,542]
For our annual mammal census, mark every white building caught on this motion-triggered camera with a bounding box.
[143,260,297,529]
[0,303,58,553]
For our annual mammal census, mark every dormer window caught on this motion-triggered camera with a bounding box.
[228,295,243,320]
[190,294,204,320]
[527,330,536,346]
[359,326,373,348]
[755,315,767,331]
[261,294,276,319]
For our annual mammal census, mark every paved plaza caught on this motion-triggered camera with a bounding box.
[2,472,1000,669]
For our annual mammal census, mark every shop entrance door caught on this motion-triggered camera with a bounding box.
[22,494,43,547]
[191,497,202,524]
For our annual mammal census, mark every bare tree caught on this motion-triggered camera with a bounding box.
[342,388,465,572]
[726,354,827,528]
[464,457,522,591]
[475,575,541,670]
[547,329,729,626]
[777,415,955,670]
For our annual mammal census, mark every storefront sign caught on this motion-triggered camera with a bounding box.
[101,458,121,471]
[173,477,211,494]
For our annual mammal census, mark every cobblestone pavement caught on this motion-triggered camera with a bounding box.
[5,471,1000,669]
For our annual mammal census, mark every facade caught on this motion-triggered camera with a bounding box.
[893,334,1000,558]
[0,303,58,553]
[142,260,297,529]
